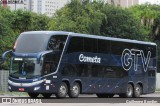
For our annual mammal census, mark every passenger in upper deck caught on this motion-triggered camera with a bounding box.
[48,37,64,51]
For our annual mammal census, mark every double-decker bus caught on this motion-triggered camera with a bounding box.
[2,31,157,98]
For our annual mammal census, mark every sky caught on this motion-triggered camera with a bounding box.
[139,0,160,4]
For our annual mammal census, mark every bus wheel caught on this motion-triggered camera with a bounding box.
[133,84,142,98]
[42,93,52,98]
[28,93,39,98]
[69,82,80,98]
[125,84,133,98]
[55,82,68,98]
[119,84,133,98]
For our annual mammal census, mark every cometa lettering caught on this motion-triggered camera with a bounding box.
[79,54,101,63]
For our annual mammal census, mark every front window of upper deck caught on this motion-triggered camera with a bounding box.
[15,33,68,53]
[15,33,50,53]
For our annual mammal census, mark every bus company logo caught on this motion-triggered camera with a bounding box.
[79,54,101,63]
[2,98,11,103]
[121,49,151,72]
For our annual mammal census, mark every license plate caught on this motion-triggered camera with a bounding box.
[19,88,24,91]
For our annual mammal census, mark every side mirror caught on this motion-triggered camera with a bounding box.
[1,50,12,64]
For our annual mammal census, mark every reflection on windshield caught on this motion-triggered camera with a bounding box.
[10,58,41,79]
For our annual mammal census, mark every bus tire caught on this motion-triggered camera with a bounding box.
[69,82,80,98]
[125,84,133,98]
[55,82,68,98]
[133,84,142,98]
[42,93,52,98]
[28,93,39,98]
[119,84,133,98]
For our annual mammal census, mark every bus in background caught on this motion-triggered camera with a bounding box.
[2,31,157,98]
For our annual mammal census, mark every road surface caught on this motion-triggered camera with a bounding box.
[0,93,159,106]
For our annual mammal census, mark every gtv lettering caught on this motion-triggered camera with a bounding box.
[121,49,151,72]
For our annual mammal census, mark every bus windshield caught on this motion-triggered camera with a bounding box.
[10,58,42,79]
[15,33,50,53]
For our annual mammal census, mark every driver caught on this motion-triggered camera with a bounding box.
[43,64,50,74]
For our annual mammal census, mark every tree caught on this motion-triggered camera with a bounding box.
[0,7,16,69]
[49,0,105,35]
[30,13,50,31]
[129,4,160,41]
[0,7,51,69]
[100,5,146,40]
[49,0,145,40]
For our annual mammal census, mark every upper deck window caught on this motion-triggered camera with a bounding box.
[15,33,50,53]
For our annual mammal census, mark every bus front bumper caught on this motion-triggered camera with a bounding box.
[8,79,58,93]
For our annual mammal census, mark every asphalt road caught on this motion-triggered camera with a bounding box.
[0,93,160,104]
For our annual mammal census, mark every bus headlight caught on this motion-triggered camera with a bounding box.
[34,87,40,91]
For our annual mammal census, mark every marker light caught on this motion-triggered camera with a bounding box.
[13,42,17,49]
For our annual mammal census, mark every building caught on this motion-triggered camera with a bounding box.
[31,0,70,17]
[0,0,30,10]
[0,0,140,16]
[0,0,69,17]
[107,0,139,8]
[139,0,160,5]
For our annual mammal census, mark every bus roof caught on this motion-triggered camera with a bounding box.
[22,31,156,46]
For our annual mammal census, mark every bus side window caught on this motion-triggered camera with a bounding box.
[47,35,67,51]
[67,37,83,53]
[42,53,58,75]
[84,38,98,53]
[98,39,110,54]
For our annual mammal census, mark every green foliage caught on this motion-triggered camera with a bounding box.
[0,7,16,69]
[0,7,50,69]
[49,0,106,35]
[49,0,145,40]
[29,13,50,30]
[100,5,145,40]
[129,4,160,41]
